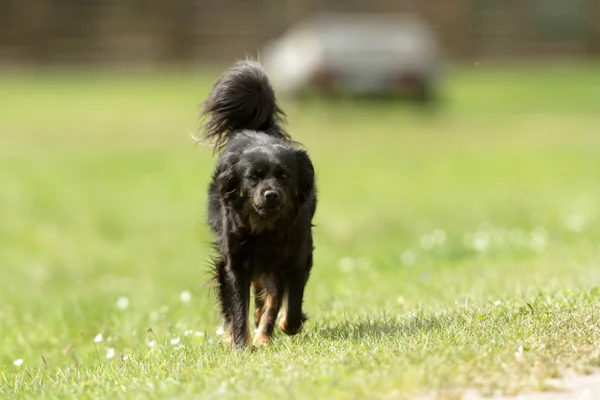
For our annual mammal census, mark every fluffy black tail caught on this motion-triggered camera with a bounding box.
[200,60,288,152]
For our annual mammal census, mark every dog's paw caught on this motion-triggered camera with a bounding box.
[230,335,253,351]
[252,332,272,348]
[222,327,253,349]
[279,313,307,336]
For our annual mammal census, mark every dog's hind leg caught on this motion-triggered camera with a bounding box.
[252,275,283,347]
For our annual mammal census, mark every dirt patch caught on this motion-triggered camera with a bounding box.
[462,369,600,400]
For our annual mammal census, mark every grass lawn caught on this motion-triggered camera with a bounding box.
[1,63,600,399]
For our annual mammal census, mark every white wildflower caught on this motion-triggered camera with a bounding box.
[170,337,180,345]
[420,234,435,250]
[493,300,501,306]
[195,331,204,337]
[473,232,490,252]
[148,340,157,348]
[116,296,129,310]
[179,290,192,303]
[565,214,587,232]
[514,345,524,359]
[106,347,115,359]
[13,359,23,367]
[400,250,416,266]
[216,326,225,336]
[94,333,103,343]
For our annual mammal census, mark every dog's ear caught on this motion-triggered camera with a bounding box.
[215,153,241,206]
[295,150,315,205]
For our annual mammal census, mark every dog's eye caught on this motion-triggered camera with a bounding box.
[248,174,258,181]
[280,173,288,180]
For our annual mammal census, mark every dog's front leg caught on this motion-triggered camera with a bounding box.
[280,266,309,336]
[223,258,251,350]
[252,275,284,347]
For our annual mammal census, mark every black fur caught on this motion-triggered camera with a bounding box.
[200,60,317,350]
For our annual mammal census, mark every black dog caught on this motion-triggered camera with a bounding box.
[199,60,317,350]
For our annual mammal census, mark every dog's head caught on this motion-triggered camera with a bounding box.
[215,142,314,230]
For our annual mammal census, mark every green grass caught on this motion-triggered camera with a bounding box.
[1,63,600,399]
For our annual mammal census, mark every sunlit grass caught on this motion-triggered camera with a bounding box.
[0,64,599,399]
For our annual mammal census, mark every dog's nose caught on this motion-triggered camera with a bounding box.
[264,190,279,200]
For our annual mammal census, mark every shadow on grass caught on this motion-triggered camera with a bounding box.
[316,314,447,341]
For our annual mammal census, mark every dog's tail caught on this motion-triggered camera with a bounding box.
[199,60,288,152]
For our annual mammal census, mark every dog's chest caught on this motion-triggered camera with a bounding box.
[242,234,288,270]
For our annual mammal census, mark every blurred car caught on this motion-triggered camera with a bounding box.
[262,12,443,103]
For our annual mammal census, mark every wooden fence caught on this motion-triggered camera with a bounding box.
[0,0,597,64]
